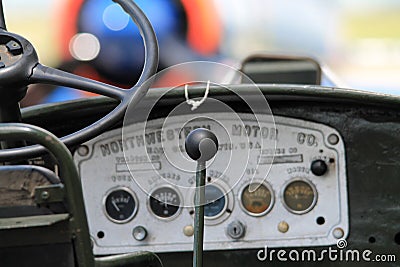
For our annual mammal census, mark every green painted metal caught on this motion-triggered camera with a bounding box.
[193,162,206,267]
[95,251,162,267]
[0,123,94,267]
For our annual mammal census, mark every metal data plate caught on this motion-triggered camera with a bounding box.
[74,113,348,255]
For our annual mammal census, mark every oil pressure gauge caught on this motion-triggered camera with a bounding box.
[240,182,274,216]
[282,179,317,214]
[149,186,182,220]
[104,187,138,223]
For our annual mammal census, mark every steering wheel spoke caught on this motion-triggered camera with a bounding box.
[0,0,159,160]
[30,63,128,100]
[0,1,6,30]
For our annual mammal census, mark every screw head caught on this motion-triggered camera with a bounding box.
[328,134,339,145]
[77,145,89,156]
[41,191,50,200]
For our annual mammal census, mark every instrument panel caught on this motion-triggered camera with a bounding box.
[74,113,348,255]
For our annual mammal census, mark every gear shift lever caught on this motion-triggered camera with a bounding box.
[185,128,218,267]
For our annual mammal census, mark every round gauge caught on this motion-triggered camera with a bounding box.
[104,187,138,223]
[240,182,274,216]
[149,186,181,219]
[190,181,233,225]
[204,184,226,218]
[282,179,317,214]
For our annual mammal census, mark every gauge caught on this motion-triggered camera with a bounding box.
[240,182,274,216]
[191,181,233,225]
[282,179,317,214]
[104,187,138,223]
[149,186,182,219]
[204,184,226,218]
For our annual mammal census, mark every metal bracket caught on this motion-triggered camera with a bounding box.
[35,184,65,205]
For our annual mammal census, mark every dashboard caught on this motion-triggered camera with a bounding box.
[17,84,400,266]
[75,112,348,255]
[0,0,399,265]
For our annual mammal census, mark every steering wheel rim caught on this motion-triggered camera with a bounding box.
[0,0,159,161]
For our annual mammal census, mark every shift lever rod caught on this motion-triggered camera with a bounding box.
[185,128,218,267]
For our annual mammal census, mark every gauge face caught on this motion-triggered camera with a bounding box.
[104,188,137,223]
[283,180,317,214]
[241,183,273,216]
[149,187,181,219]
[204,184,226,218]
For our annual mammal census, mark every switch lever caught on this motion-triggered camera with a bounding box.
[185,128,218,267]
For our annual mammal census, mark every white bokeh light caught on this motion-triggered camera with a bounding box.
[69,33,101,61]
[103,4,130,31]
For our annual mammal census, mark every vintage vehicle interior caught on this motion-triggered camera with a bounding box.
[0,0,399,266]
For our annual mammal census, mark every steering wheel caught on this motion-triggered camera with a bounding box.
[0,0,158,161]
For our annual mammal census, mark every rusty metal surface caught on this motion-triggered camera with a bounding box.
[0,166,54,206]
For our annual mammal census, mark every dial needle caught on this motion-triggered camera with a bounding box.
[164,194,168,209]
[112,200,120,211]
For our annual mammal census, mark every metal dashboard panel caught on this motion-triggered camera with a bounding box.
[74,113,348,255]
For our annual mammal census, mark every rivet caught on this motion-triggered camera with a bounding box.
[328,134,339,145]
[77,145,89,156]
[333,227,344,239]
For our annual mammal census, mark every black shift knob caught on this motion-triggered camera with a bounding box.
[185,128,218,162]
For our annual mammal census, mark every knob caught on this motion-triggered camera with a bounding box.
[132,226,147,241]
[311,159,328,176]
[185,128,218,162]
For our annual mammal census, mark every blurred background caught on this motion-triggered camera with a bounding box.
[4,0,400,103]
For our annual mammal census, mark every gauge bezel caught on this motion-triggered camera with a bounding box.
[281,178,318,215]
[102,186,139,224]
[190,179,234,225]
[147,185,183,221]
[238,181,275,217]
[203,183,228,220]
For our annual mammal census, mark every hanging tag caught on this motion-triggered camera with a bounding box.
[184,80,210,111]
